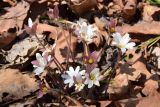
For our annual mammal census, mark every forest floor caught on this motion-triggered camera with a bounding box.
[0,0,160,107]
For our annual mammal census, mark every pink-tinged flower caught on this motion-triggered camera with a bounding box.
[24,18,38,35]
[85,51,99,72]
[31,53,51,75]
[37,80,48,98]
[47,5,59,19]
[112,32,136,54]
[100,17,121,33]
[74,19,98,44]
[74,74,85,91]
[84,68,103,88]
[61,66,85,88]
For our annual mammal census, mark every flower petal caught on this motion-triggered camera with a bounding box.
[75,66,80,74]
[88,80,93,88]
[126,42,136,49]
[122,33,131,45]
[34,67,44,75]
[112,32,122,44]
[31,60,40,67]
[28,18,33,28]
[94,80,100,86]
[121,48,127,54]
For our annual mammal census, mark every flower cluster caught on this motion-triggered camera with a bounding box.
[62,66,103,91]
[74,19,98,44]
[29,17,136,94]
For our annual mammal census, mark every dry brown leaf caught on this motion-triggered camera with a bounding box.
[116,50,142,81]
[142,4,160,22]
[122,0,137,21]
[0,31,16,48]
[126,49,142,64]
[94,17,106,31]
[121,21,160,35]
[117,98,139,107]
[118,62,141,81]
[142,79,159,96]
[0,69,38,102]
[69,0,97,15]
[99,100,112,107]
[136,91,160,107]
[113,0,124,8]
[131,57,152,79]
[1,36,39,68]
[107,73,129,100]
[107,2,122,16]
[0,1,29,32]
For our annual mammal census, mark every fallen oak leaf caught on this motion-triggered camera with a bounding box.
[0,1,29,32]
[136,91,160,107]
[142,4,160,22]
[0,30,16,48]
[121,21,160,35]
[0,69,38,102]
[69,0,97,15]
[122,0,137,21]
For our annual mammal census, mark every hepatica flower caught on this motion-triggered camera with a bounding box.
[85,51,99,71]
[47,5,59,20]
[84,68,103,88]
[24,18,38,35]
[74,74,85,91]
[62,66,85,88]
[75,19,98,44]
[112,32,136,54]
[31,53,51,75]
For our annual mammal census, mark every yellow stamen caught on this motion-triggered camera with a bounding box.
[88,58,94,64]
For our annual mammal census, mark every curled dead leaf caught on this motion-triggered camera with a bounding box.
[69,0,97,15]
[122,0,137,21]
[0,31,16,48]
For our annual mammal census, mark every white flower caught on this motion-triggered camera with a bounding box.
[75,19,98,44]
[112,32,136,54]
[74,74,85,91]
[25,18,37,35]
[28,18,33,28]
[61,66,85,88]
[84,68,102,88]
[31,53,51,75]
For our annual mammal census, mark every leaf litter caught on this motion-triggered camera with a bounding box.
[0,0,160,106]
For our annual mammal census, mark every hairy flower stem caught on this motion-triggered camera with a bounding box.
[35,34,46,49]
[82,40,90,69]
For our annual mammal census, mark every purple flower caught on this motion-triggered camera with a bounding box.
[47,5,59,19]
[85,51,99,72]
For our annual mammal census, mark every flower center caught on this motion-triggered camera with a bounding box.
[118,42,125,48]
[88,58,94,64]
[109,27,115,33]
[90,74,96,80]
